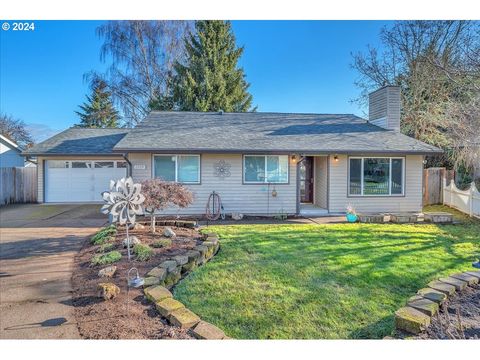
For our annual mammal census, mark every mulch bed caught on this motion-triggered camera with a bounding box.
[71,222,203,339]
[416,284,480,340]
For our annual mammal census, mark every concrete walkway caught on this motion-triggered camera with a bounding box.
[0,204,106,339]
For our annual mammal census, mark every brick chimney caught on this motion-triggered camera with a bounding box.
[368,85,401,132]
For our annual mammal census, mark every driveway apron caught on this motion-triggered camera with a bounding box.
[0,204,106,339]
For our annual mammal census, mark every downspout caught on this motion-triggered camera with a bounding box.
[122,153,132,177]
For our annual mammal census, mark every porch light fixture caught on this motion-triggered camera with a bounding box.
[291,155,298,163]
[333,155,339,162]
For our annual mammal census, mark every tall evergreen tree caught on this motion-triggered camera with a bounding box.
[169,20,254,112]
[75,80,120,128]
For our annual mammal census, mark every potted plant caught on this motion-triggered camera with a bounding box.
[346,204,358,223]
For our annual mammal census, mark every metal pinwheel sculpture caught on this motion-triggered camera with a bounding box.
[101,177,145,260]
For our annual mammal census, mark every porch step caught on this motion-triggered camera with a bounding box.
[299,207,330,216]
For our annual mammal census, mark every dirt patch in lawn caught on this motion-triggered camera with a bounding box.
[416,284,480,340]
[71,222,202,339]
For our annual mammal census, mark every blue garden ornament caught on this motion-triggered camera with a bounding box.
[473,255,480,269]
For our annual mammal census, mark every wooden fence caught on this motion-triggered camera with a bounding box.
[0,167,37,206]
[423,167,455,205]
[443,180,480,219]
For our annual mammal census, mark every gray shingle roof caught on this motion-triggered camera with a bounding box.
[23,128,130,156]
[113,111,442,154]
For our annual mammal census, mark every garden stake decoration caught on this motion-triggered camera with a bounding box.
[101,177,145,260]
[126,267,144,315]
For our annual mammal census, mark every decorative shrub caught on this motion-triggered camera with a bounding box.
[152,238,173,248]
[91,251,122,266]
[97,243,116,253]
[91,225,117,245]
[141,179,194,233]
[133,244,154,261]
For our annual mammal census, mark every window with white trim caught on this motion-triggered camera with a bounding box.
[243,155,289,183]
[153,155,200,183]
[349,157,404,196]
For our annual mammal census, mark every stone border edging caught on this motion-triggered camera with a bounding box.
[393,270,480,336]
[142,232,230,340]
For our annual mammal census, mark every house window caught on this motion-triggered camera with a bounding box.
[348,157,404,196]
[153,155,200,184]
[244,155,289,183]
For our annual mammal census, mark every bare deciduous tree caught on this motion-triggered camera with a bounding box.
[0,113,34,148]
[352,20,480,173]
[89,21,192,127]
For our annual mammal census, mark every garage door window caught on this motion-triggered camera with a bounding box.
[72,161,91,168]
[48,161,69,168]
[94,161,114,168]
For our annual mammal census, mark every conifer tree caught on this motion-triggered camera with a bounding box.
[76,80,120,128]
[170,20,254,112]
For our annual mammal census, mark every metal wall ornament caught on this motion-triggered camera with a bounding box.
[101,177,145,260]
[214,160,231,179]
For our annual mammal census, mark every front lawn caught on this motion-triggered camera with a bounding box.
[174,211,479,339]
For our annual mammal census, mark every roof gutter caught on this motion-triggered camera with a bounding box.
[111,148,443,155]
[122,153,132,177]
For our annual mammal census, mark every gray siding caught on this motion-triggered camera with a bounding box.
[328,154,424,213]
[314,156,328,208]
[129,153,297,215]
[369,86,401,132]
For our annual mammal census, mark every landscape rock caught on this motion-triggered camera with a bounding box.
[438,277,468,291]
[143,276,161,287]
[427,281,456,295]
[147,267,167,280]
[173,255,189,266]
[182,260,197,273]
[358,214,384,223]
[416,288,447,304]
[407,296,439,316]
[98,265,117,278]
[144,285,173,302]
[185,250,201,262]
[192,320,226,339]
[163,227,176,238]
[465,271,480,280]
[423,212,453,224]
[450,272,479,286]
[164,267,181,287]
[169,308,201,329]
[231,212,244,221]
[203,232,217,240]
[182,220,196,229]
[395,306,431,334]
[122,235,140,248]
[97,283,120,300]
[156,298,185,317]
[159,260,178,272]
[390,213,418,223]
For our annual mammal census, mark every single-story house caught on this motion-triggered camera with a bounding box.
[23,86,441,215]
[1,134,26,167]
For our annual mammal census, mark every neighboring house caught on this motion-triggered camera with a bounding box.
[0,134,25,167]
[23,86,441,215]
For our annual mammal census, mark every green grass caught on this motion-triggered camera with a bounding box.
[133,244,154,261]
[174,207,479,339]
[91,250,122,266]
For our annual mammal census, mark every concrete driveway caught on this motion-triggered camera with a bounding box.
[0,204,107,339]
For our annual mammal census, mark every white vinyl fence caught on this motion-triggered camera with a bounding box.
[443,180,480,219]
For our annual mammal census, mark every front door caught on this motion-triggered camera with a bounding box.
[300,156,314,203]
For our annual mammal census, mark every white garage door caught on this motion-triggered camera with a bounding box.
[45,160,127,202]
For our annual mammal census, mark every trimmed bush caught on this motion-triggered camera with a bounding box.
[91,225,117,245]
[133,244,154,261]
[152,238,173,248]
[91,251,122,266]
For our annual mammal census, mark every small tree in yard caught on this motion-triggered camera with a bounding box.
[141,179,194,233]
